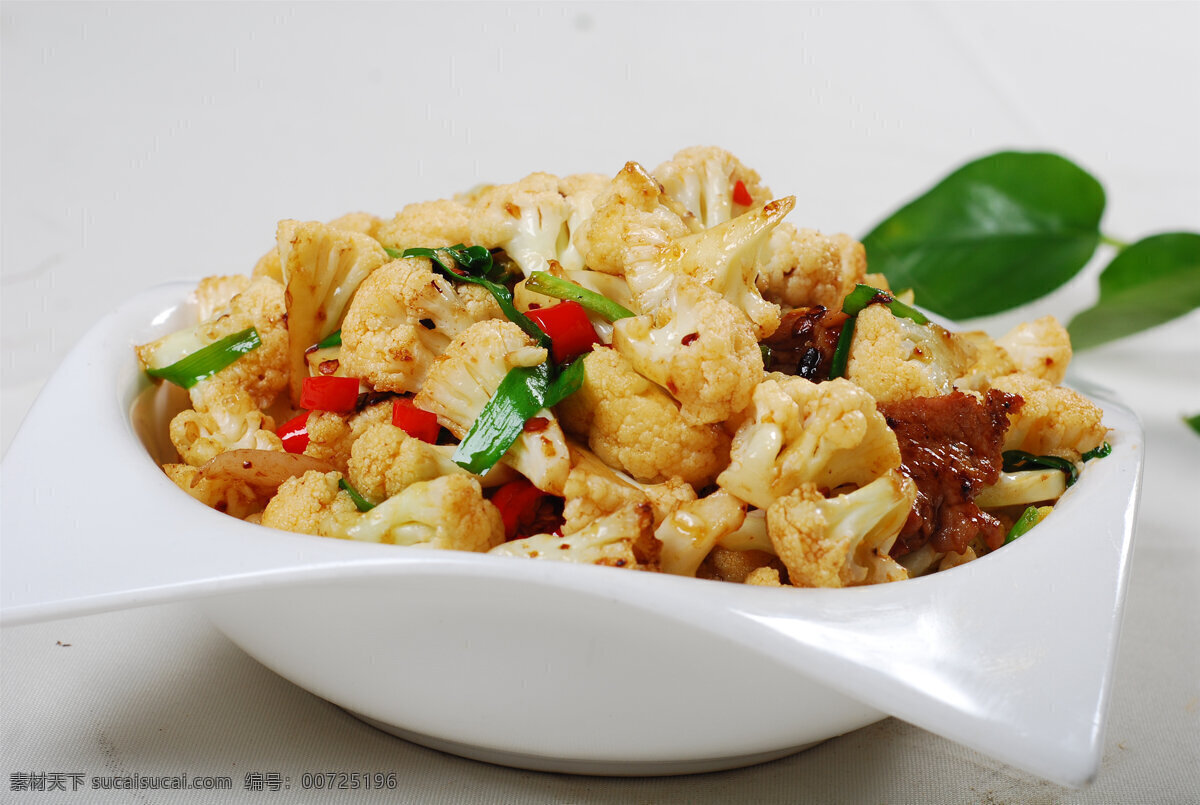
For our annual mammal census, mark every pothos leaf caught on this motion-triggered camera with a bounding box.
[862,152,1105,319]
[1067,232,1200,350]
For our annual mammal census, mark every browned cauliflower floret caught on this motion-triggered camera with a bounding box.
[301,400,393,475]
[192,275,252,322]
[766,471,916,588]
[375,198,474,252]
[560,444,649,536]
[996,315,1073,385]
[346,421,474,504]
[345,474,504,552]
[490,501,660,570]
[652,145,773,229]
[612,277,764,425]
[717,375,901,510]
[340,257,502,393]
[276,219,392,404]
[261,470,361,537]
[575,161,697,277]
[757,225,867,311]
[844,304,978,403]
[989,373,1107,460]
[655,490,748,577]
[163,463,264,519]
[555,347,730,487]
[468,172,609,276]
[415,320,571,494]
[252,212,384,283]
[139,277,289,465]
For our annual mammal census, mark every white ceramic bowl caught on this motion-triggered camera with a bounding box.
[0,281,1143,785]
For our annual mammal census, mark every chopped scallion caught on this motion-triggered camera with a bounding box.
[145,327,261,389]
[525,271,635,322]
[1082,442,1112,461]
[1004,505,1041,544]
[842,284,929,325]
[315,329,342,349]
[1002,450,1080,486]
[338,478,376,512]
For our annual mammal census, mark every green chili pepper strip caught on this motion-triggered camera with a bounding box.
[393,245,551,352]
[1002,450,1080,486]
[827,315,857,379]
[315,329,342,349]
[842,284,929,324]
[452,358,585,475]
[145,327,261,389]
[1082,442,1112,462]
[1004,506,1041,544]
[338,478,376,512]
[525,271,635,321]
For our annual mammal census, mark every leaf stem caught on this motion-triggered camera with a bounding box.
[1100,233,1130,251]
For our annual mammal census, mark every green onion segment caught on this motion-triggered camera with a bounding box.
[145,327,261,389]
[452,358,585,475]
[392,245,551,351]
[1002,450,1080,486]
[338,478,376,512]
[1004,506,1041,544]
[525,271,635,321]
[315,329,342,349]
[1082,442,1112,462]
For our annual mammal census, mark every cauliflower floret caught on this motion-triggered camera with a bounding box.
[260,470,362,537]
[766,471,917,588]
[989,372,1107,460]
[415,319,571,494]
[844,303,978,403]
[655,490,747,577]
[192,275,252,322]
[345,474,504,552]
[560,444,649,536]
[554,347,730,486]
[375,198,473,252]
[697,545,783,585]
[612,277,763,425]
[163,463,263,519]
[468,172,609,277]
[996,315,1073,385]
[575,161,698,277]
[340,257,502,393]
[490,502,659,570]
[252,212,384,283]
[652,145,772,230]
[139,277,289,466]
[346,421,471,503]
[717,375,901,510]
[954,330,1018,391]
[757,225,867,311]
[301,400,393,475]
[276,219,392,404]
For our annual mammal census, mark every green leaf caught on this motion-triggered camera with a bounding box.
[862,152,1105,319]
[1185,412,1200,437]
[145,327,261,389]
[1067,232,1200,350]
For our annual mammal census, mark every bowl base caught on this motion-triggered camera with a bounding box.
[347,710,822,776]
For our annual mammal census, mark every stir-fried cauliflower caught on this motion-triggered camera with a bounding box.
[555,347,730,487]
[340,256,502,393]
[717,375,901,510]
[141,145,1110,586]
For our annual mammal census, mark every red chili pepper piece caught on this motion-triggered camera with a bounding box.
[491,478,546,541]
[393,397,441,443]
[299,375,360,413]
[525,300,599,363]
[276,411,311,454]
[732,179,753,207]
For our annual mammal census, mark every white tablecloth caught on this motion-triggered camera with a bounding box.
[3,3,1198,802]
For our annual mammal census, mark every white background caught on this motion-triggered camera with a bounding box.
[3,2,1198,802]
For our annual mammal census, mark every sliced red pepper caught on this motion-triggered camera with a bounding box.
[393,397,441,443]
[525,301,599,364]
[490,478,546,541]
[732,179,753,207]
[276,411,311,454]
[299,375,360,413]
